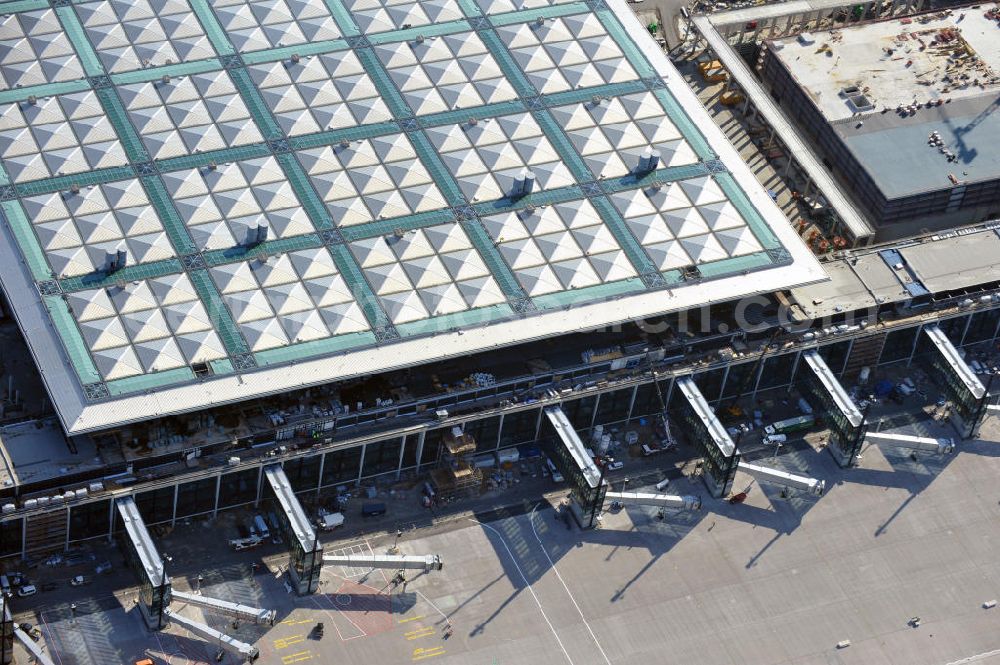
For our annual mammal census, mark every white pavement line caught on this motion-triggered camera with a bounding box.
[38,612,65,665]
[414,590,449,624]
[307,593,366,641]
[530,504,613,665]
[946,648,1000,664]
[470,518,576,665]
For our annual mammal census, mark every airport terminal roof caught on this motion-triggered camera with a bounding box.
[898,226,1000,292]
[789,222,1000,319]
[0,0,823,434]
[767,5,1000,198]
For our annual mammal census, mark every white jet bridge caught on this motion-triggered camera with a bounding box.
[543,406,602,489]
[13,624,55,665]
[170,590,276,626]
[865,432,954,455]
[800,350,866,467]
[604,491,702,511]
[163,607,259,662]
[116,496,170,630]
[921,325,989,438]
[737,461,826,495]
[322,553,443,572]
[263,464,323,595]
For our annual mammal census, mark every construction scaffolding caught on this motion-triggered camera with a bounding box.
[430,426,484,499]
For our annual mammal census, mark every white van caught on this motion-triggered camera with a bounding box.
[253,515,270,540]
[655,478,670,491]
[230,536,263,551]
[496,448,520,465]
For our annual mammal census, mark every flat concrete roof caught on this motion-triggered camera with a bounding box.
[0,419,102,489]
[0,0,824,436]
[768,6,1000,123]
[899,228,1000,292]
[789,259,876,320]
[836,93,1000,198]
[769,4,1000,199]
[851,251,914,304]
[767,5,1000,198]
[790,221,1000,317]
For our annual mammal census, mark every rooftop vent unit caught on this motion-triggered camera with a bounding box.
[104,246,128,273]
[680,264,702,281]
[635,148,660,175]
[510,169,535,199]
[846,93,875,113]
[245,221,268,247]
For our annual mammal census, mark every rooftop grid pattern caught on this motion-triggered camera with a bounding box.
[0,0,823,433]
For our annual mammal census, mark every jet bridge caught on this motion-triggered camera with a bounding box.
[604,491,702,511]
[737,461,825,496]
[115,496,170,630]
[163,607,259,662]
[170,590,276,626]
[799,350,866,467]
[322,553,443,572]
[865,432,954,455]
[13,624,54,665]
[541,406,606,527]
[920,325,989,439]
[672,377,740,497]
[0,597,11,665]
[263,464,323,595]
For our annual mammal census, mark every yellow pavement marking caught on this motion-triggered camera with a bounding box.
[281,618,313,626]
[405,626,436,640]
[281,651,313,664]
[412,646,446,661]
[274,635,305,649]
[399,614,426,624]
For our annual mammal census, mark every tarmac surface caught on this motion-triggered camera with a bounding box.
[10,371,1000,665]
